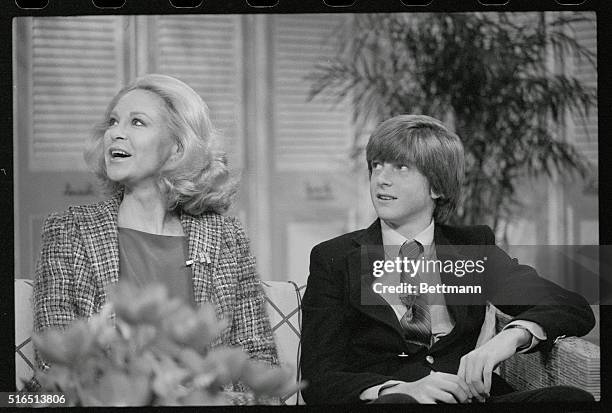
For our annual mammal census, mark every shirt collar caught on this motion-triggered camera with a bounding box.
[380,219,435,247]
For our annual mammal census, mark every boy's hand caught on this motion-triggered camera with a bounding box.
[379,372,472,403]
[457,328,531,402]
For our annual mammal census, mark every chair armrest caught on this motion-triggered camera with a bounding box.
[495,309,600,401]
[261,280,304,405]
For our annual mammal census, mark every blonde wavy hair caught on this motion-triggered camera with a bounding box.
[84,74,238,215]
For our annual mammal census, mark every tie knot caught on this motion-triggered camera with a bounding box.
[399,240,423,259]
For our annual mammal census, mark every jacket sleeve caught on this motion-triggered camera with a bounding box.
[300,244,394,404]
[32,212,79,369]
[225,217,279,367]
[481,226,595,353]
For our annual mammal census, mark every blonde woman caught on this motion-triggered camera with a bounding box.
[33,74,278,378]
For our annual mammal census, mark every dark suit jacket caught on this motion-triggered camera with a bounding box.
[300,220,595,404]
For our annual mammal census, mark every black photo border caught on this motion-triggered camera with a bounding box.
[0,1,608,412]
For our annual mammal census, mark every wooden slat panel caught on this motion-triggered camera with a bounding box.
[155,15,242,169]
[29,16,124,171]
[570,13,597,166]
[273,15,351,171]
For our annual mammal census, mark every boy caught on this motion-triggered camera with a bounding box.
[300,115,594,404]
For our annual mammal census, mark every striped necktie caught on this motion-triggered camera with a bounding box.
[398,240,431,348]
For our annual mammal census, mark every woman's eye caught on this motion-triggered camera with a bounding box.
[132,118,144,126]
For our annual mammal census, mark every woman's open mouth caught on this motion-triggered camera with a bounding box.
[109,148,132,160]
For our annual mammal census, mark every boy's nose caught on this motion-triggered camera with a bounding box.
[376,165,393,186]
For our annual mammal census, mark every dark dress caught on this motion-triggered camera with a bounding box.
[118,227,194,305]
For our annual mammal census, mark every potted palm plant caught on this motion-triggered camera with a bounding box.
[308,12,596,242]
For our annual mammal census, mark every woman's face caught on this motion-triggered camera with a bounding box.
[103,89,177,190]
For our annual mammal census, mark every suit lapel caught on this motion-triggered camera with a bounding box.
[433,226,481,306]
[348,220,404,335]
[429,226,479,353]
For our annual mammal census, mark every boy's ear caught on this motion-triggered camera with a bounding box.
[430,188,442,200]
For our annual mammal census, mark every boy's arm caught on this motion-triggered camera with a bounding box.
[458,225,594,400]
[481,231,594,352]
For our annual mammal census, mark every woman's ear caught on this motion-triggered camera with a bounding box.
[430,188,442,200]
[169,141,183,162]
[163,143,182,171]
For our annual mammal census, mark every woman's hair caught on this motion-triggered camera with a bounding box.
[365,114,465,223]
[84,74,238,215]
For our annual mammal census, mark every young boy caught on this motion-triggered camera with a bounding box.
[300,114,595,404]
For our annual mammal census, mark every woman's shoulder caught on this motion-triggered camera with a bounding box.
[189,212,248,242]
[69,195,120,215]
[191,212,244,231]
[43,197,118,229]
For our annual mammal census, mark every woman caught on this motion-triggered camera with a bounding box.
[33,74,278,379]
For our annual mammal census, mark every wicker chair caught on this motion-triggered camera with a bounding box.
[495,309,600,401]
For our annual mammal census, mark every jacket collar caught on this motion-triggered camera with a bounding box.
[353,218,383,247]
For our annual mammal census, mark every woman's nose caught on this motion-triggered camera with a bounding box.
[107,125,126,141]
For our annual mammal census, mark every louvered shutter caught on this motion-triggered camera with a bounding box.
[29,16,125,171]
[509,12,597,166]
[153,15,243,168]
[570,15,597,166]
[273,14,352,171]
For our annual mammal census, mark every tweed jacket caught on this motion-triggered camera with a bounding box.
[33,192,279,370]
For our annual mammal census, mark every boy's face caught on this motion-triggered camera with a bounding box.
[369,160,438,229]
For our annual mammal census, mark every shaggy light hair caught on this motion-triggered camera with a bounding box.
[84,74,238,215]
[366,114,465,223]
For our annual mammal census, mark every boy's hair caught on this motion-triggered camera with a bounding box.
[366,114,465,223]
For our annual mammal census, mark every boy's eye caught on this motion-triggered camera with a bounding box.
[372,161,383,169]
[397,164,409,171]
[132,118,144,126]
[108,117,118,127]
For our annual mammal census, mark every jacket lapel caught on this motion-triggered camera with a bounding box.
[348,220,404,335]
[180,212,223,307]
[429,226,479,353]
[433,226,481,306]
[73,193,122,307]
